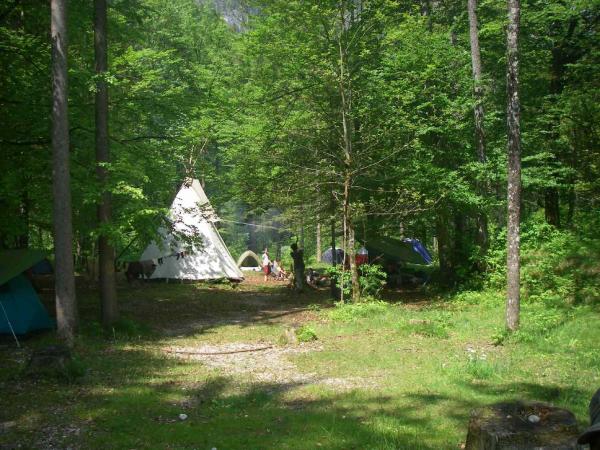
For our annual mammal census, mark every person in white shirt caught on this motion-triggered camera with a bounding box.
[262,249,271,282]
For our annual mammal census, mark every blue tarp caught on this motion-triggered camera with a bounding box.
[365,236,433,266]
[0,274,54,335]
[403,238,433,265]
[322,248,345,264]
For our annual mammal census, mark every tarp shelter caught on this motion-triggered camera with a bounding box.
[365,237,432,266]
[0,250,54,335]
[140,179,244,281]
[32,258,53,275]
[237,250,261,271]
[322,247,345,264]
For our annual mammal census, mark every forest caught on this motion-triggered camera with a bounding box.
[0,0,599,448]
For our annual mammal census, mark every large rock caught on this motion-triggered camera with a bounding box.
[465,401,582,450]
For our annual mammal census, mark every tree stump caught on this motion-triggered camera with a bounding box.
[465,401,582,450]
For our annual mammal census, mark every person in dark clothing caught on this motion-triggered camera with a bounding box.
[290,243,305,292]
[579,388,600,450]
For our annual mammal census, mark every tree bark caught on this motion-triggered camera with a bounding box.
[95,0,118,326]
[468,0,489,256]
[51,0,77,345]
[435,209,452,286]
[468,0,486,165]
[330,194,339,300]
[316,219,321,262]
[348,222,360,302]
[453,213,465,275]
[337,6,360,302]
[544,187,560,228]
[506,0,521,332]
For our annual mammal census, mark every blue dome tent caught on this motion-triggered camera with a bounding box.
[0,250,54,341]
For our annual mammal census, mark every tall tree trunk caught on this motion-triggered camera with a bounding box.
[453,213,465,276]
[544,187,560,227]
[348,225,359,301]
[51,0,77,345]
[435,209,452,286]
[342,172,360,302]
[468,0,486,165]
[330,194,339,300]
[337,7,360,302]
[566,185,575,227]
[95,0,118,326]
[506,0,521,332]
[468,0,489,256]
[316,219,321,262]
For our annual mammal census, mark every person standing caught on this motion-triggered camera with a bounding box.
[290,243,305,292]
[262,248,271,282]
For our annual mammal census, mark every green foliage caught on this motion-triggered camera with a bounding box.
[325,264,387,300]
[327,300,390,323]
[61,356,87,383]
[2,282,599,449]
[358,264,388,298]
[492,301,570,345]
[82,318,153,341]
[295,325,318,342]
[404,320,450,339]
[453,290,504,307]
[464,348,497,380]
[486,213,600,306]
[399,310,453,339]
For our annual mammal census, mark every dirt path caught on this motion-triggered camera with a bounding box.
[164,342,375,391]
[150,278,378,391]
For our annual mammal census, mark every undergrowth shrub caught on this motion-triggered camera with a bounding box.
[82,318,153,341]
[404,320,449,338]
[325,264,387,300]
[486,212,600,305]
[295,325,318,342]
[327,300,390,322]
[464,348,496,380]
[400,311,453,338]
[453,290,503,307]
[492,301,571,345]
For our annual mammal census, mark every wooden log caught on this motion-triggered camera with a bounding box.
[465,401,582,450]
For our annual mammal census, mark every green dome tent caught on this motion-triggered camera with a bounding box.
[0,250,54,336]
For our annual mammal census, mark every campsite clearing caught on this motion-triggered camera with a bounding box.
[1,275,598,449]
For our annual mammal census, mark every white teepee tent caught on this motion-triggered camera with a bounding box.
[140,179,243,281]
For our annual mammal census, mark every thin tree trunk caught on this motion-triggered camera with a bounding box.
[51,0,77,345]
[566,185,575,227]
[506,0,521,332]
[544,187,560,227]
[330,194,338,300]
[468,0,489,256]
[453,213,465,274]
[95,0,118,326]
[348,222,360,302]
[316,219,321,262]
[468,0,486,164]
[337,7,360,302]
[435,209,452,286]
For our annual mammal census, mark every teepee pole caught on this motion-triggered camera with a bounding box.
[0,301,20,347]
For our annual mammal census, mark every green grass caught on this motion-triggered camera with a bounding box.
[0,280,598,449]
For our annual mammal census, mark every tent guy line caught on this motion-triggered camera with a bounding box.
[218,218,283,230]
